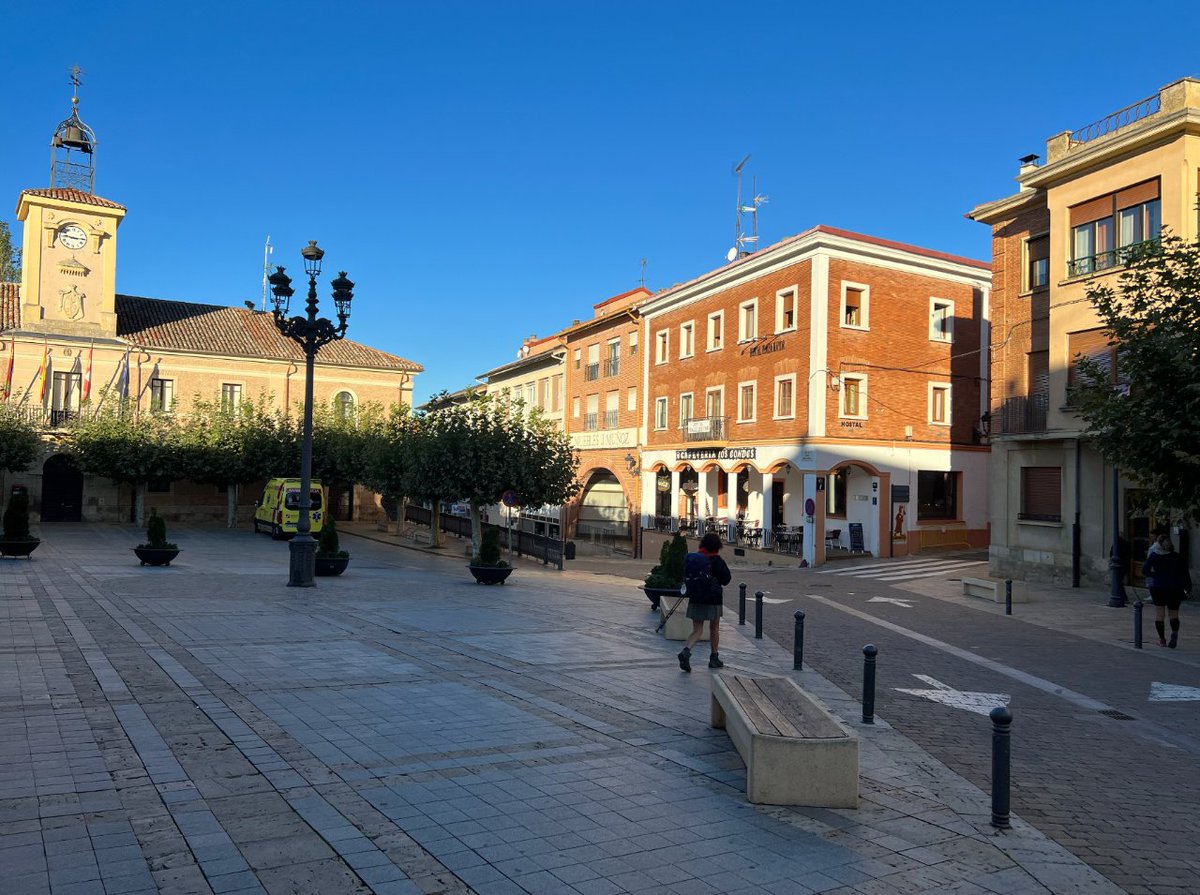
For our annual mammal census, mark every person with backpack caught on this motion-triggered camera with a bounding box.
[678,532,732,672]
[1143,533,1192,648]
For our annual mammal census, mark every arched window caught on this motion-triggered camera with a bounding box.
[334,390,356,420]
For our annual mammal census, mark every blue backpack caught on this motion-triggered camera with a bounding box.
[682,552,718,600]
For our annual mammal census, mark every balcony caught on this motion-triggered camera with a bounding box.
[680,415,727,442]
[1066,240,1159,278]
[583,363,600,381]
[603,411,619,429]
[603,358,620,377]
[584,413,599,432]
[991,395,1048,436]
[7,406,81,429]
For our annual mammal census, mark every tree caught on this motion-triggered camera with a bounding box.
[360,403,417,534]
[69,397,185,526]
[0,405,41,473]
[407,396,580,558]
[0,221,20,284]
[1072,235,1200,523]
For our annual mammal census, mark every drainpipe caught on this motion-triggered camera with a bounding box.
[1072,439,1081,587]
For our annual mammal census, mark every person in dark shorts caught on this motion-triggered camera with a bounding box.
[677,532,732,671]
[1143,534,1192,648]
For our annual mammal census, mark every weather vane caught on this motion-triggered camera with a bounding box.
[69,65,84,105]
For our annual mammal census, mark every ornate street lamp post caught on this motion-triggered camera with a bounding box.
[268,241,354,586]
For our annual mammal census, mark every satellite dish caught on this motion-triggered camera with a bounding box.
[726,247,737,262]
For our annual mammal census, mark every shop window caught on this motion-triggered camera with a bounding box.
[917,470,958,520]
[826,468,848,517]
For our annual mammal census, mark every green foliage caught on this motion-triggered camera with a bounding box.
[472,526,507,568]
[644,532,687,588]
[0,221,20,284]
[317,515,349,558]
[178,394,292,487]
[0,405,41,473]
[139,509,176,549]
[359,404,417,502]
[2,488,31,540]
[1073,235,1200,523]
[70,394,184,485]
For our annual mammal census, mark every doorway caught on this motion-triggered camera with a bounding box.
[41,454,83,522]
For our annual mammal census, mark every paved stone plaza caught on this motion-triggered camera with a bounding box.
[0,526,1121,894]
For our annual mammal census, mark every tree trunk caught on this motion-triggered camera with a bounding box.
[393,495,406,535]
[431,501,443,548]
[469,502,483,560]
[134,482,146,528]
[226,484,238,529]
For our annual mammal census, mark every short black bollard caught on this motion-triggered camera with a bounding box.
[793,611,805,669]
[1005,579,1013,615]
[862,644,877,724]
[739,583,747,626]
[1133,597,1143,649]
[755,590,764,639]
[990,706,1012,830]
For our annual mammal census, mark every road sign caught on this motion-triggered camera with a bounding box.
[501,489,519,508]
[895,674,1010,716]
[804,498,815,515]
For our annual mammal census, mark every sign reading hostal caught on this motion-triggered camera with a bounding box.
[571,427,637,450]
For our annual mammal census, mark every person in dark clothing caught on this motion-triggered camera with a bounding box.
[1143,534,1192,648]
[678,532,733,671]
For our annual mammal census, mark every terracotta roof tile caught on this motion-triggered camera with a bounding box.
[19,188,126,210]
[0,284,18,330]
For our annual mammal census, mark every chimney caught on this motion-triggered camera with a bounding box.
[1017,154,1041,181]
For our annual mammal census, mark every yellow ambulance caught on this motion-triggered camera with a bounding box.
[253,478,327,538]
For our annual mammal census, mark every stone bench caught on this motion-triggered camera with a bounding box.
[962,576,1027,603]
[711,673,858,807]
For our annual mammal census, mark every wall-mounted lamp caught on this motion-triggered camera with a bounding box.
[829,374,841,393]
[972,411,992,443]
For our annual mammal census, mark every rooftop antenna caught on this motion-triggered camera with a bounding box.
[727,154,750,261]
[260,236,273,310]
[639,257,647,288]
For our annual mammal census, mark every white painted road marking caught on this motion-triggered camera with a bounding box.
[818,558,986,582]
[895,674,1010,716]
[1150,682,1200,702]
[867,597,915,608]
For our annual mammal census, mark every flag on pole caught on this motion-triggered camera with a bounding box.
[82,341,93,402]
[117,349,130,399]
[1,338,13,403]
[38,341,48,402]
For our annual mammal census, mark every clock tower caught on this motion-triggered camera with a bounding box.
[15,71,124,338]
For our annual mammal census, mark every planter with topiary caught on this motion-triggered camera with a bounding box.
[315,517,350,576]
[642,531,687,609]
[468,527,513,584]
[0,488,39,558]
[133,510,179,566]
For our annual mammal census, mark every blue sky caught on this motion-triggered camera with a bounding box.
[4,1,1199,402]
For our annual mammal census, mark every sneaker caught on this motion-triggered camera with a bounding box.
[1159,638,1168,647]
[1169,634,1178,649]
[708,653,724,669]
[677,647,691,672]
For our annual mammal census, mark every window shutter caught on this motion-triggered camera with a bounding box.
[1027,235,1049,263]
[1115,179,1159,210]
[1027,350,1049,398]
[1069,195,1114,227]
[1067,329,1116,388]
[1021,467,1061,520]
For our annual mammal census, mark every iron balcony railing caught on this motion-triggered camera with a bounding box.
[680,415,727,442]
[1070,92,1161,146]
[584,413,599,431]
[992,395,1048,436]
[1067,239,1159,278]
[583,363,600,381]
[6,406,81,428]
[603,358,620,377]
[603,410,619,429]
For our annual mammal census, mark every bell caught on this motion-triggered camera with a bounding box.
[61,125,93,152]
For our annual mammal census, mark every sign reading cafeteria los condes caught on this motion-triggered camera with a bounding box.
[570,428,638,450]
[675,447,757,461]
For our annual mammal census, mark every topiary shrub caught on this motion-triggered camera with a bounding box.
[2,489,32,540]
[139,510,177,550]
[644,531,687,589]
[317,517,349,558]
[472,526,508,568]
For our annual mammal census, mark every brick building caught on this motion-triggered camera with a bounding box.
[638,226,991,566]
[968,76,1200,586]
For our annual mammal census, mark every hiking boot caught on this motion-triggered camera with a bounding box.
[677,647,691,672]
[708,653,724,669]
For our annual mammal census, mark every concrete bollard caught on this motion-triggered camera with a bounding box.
[1133,597,1143,649]
[990,706,1012,829]
[793,611,805,670]
[862,644,877,724]
[755,590,764,639]
[739,582,747,626]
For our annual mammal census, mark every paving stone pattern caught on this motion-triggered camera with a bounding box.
[0,526,1123,894]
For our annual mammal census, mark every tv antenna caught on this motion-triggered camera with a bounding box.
[639,257,647,288]
[260,236,273,310]
[728,154,767,260]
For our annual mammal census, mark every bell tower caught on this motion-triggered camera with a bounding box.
[17,68,124,337]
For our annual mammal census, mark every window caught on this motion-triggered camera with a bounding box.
[585,394,599,431]
[526,383,536,408]
[707,311,724,351]
[573,348,581,370]
[149,377,174,414]
[1025,235,1049,291]
[654,396,668,430]
[551,375,562,412]
[538,378,549,409]
[775,287,797,333]
[572,396,581,418]
[826,468,847,517]
[705,387,723,421]
[738,300,758,342]
[929,299,954,343]
[737,381,756,422]
[840,374,867,419]
[605,339,621,377]
[51,371,81,425]
[604,391,619,428]
[221,383,242,409]
[627,387,637,411]
[929,383,951,425]
[917,470,958,520]
[629,331,638,355]
[655,329,669,364]
[1020,467,1062,522]
[334,390,356,420]
[773,375,795,419]
[585,344,600,381]
[1066,328,1118,393]
[841,283,868,329]
[679,392,694,425]
[1068,180,1161,276]
[679,321,695,358]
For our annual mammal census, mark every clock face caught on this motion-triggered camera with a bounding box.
[59,224,87,251]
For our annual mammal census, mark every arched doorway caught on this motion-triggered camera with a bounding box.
[578,471,630,540]
[826,462,880,555]
[42,454,83,523]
